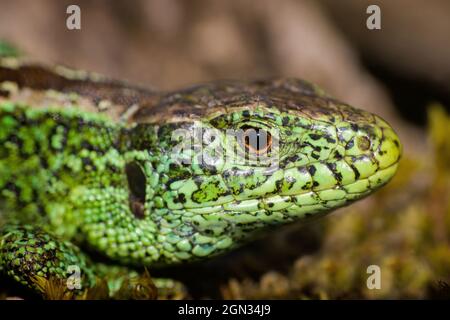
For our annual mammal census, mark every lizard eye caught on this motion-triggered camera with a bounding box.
[240,126,272,155]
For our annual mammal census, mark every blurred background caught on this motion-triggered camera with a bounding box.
[0,0,449,299]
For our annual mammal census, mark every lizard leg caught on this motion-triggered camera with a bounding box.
[0,224,186,299]
[0,224,97,298]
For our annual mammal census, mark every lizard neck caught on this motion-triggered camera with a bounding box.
[0,103,177,265]
[0,103,121,232]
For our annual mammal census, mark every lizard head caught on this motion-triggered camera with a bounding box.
[114,79,401,265]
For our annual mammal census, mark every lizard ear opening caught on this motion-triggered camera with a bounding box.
[125,162,146,219]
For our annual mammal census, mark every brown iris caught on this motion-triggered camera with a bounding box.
[241,126,272,155]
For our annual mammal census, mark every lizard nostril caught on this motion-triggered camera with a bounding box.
[357,135,371,151]
[125,162,146,219]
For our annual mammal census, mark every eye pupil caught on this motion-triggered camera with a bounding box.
[241,126,272,155]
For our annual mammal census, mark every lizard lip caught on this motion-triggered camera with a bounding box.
[183,161,400,215]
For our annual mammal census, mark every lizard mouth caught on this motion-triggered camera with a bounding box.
[179,160,400,217]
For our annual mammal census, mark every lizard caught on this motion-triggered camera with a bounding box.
[0,45,402,299]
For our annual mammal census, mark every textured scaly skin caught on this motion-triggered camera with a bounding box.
[0,57,402,298]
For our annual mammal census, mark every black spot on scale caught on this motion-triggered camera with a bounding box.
[311,152,320,160]
[286,155,300,163]
[326,162,336,172]
[312,181,319,187]
[309,134,322,140]
[266,113,276,120]
[300,141,313,149]
[393,140,400,148]
[308,165,317,176]
[350,123,359,132]
[242,110,250,117]
[268,203,274,208]
[274,179,285,193]
[333,150,343,160]
[301,183,310,190]
[326,162,343,183]
[350,164,361,180]
[282,117,289,126]
[345,139,355,150]
[178,193,187,204]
